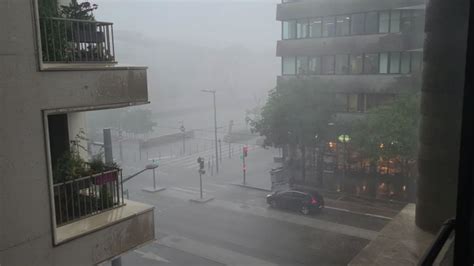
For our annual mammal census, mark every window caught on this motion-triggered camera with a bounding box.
[364,54,379,73]
[322,55,335,74]
[350,54,363,74]
[401,52,411,74]
[335,54,349,74]
[365,12,378,34]
[366,94,394,109]
[389,52,401,73]
[379,53,388,73]
[297,19,309,39]
[347,94,365,112]
[351,13,365,35]
[309,56,321,74]
[401,10,413,32]
[296,56,309,75]
[310,18,322,38]
[323,16,336,37]
[282,57,296,75]
[379,11,390,33]
[283,20,297,39]
[411,52,423,72]
[336,16,351,36]
[390,10,401,33]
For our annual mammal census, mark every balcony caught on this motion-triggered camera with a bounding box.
[35,15,149,109]
[53,169,124,226]
[39,17,116,64]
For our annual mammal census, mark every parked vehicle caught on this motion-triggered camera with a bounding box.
[266,190,324,215]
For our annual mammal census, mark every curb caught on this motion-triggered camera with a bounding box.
[232,183,272,192]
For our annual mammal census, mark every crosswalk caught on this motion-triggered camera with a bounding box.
[147,144,259,170]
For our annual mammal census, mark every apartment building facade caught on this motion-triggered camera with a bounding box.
[0,0,155,265]
[277,0,425,119]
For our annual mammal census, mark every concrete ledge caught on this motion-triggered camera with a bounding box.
[142,187,166,193]
[232,183,272,192]
[349,204,435,265]
[189,197,215,203]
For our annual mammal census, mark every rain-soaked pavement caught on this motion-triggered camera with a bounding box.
[101,134,405,265]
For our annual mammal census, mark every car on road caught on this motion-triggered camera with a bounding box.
[266,190,324,215]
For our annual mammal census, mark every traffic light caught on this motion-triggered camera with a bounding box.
[197,157,205,170]
[243,146,248,157]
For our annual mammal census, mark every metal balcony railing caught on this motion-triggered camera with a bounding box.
[53,169,124,226]
[39,17,116,63]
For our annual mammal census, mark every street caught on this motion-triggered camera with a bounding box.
[106,134,405,265]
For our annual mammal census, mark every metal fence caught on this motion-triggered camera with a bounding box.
[39,17,115,63]
[53,169,124,226]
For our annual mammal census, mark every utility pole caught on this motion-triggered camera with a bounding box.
[242,146,248,184]
[180,123,186,156]
[201,89,219,174]
[219,139,222,163]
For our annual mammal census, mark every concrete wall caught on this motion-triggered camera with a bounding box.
[277,0,425,21]
[68,112,88,159]
[0,0,150,264]
[277,33,424,57]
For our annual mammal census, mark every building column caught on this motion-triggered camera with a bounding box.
[416,0,469,232]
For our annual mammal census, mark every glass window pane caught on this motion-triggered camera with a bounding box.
[322,55,335,74]
[401,52,411,74]
[379,53,388,73]
[297,19,309,39]
[364,54,379,74]
[350,54,363,74]
[310,18,322,38]
[282,57,296,75]
[401,10,413,32]
[389,52,400,73]
[323,17,336,37]
[283,21,296,39]
[335,54,349,74]
[379,11,390,33]
[365,12,378,34]
[351,13,365,35]
[336,16,350,36]
[309,56,321,74]
[411,52,423,72]
[347,94,358,112]
[390,10,401,33]
[297,56,309,75]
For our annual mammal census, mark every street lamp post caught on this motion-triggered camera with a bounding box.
[338,134,351,192]
[201,89,219,174]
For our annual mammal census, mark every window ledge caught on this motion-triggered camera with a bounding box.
[56,200,154,244]
[349,204,435,265]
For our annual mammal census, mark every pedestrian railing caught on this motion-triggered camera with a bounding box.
[39,17,116,63]
[53,169,124,226]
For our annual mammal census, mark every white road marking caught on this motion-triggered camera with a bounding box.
[134,250,170,263]
[157,234,276,266]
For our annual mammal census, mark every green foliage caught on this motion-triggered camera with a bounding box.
[59,0,98,20]
[121,109,157,135]
[352,93,420,163]
[53,150,88,183]
[250,78,337,147]
[39,0,59,17]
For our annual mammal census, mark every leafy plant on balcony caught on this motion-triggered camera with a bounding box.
[53,132,120,225]
[40,0,112,62]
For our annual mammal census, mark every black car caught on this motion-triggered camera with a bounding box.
[266,190,324,215]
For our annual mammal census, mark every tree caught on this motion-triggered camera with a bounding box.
[250,78,338,182]
[121,109,157,135]
[352,93,420,178]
